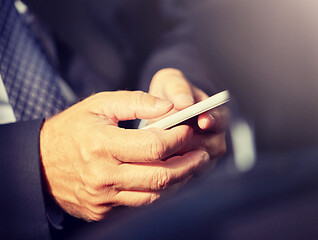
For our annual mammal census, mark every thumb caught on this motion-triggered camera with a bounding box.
[152,69,195,110]
[87,91,174,122]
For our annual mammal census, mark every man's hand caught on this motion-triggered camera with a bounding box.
[40,91,210,221]
[148,68,230,159]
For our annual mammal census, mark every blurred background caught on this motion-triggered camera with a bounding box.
[189,0,318,151]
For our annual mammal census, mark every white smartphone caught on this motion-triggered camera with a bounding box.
[140,90,230,130]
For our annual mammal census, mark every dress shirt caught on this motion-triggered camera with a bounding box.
[0,74,16,124]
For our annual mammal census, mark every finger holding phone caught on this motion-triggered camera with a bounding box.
[146,68,231,160]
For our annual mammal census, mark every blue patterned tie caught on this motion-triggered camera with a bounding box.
[0,0,67,121]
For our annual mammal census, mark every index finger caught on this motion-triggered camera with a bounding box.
[192,87,230,131]
[198,106,231,132]
[103,125,194,163]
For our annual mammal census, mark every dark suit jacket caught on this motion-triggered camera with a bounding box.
[0,120,51,239]
[24,0,217,98]
[0,1,215,239]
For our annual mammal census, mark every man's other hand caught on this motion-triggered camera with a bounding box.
[148,68,230,160]
[40,91,210,221]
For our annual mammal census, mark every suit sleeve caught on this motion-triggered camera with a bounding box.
[138,0,218,94]
[0,120,51,240]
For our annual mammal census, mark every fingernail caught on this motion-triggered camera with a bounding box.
[200,118,209,129]
[207,114,215,128]
[155,99,173,109]
[202,152,210,162]
[199,114,215,129]
[172,94,195,107]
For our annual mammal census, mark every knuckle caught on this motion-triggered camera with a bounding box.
[140,193,160,206]
[134,90,148,104]
[74,185,84,204]
[93,206,108,216]
[83,165,114,193]
[152,168,171,190]
[185,158,196,172]
[148,133,167,161]
[90,213,105,222]
[87,194,104,206]
[149,144,163,161]
[175,130,188,149]
[86,174,104,191]
[133,90,158,112]
[152,68,184,85]
[84,178,104,195]
[87,202,110,217]
[147,193,160,205]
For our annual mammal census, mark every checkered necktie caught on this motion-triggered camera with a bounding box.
[0,0,67,121]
